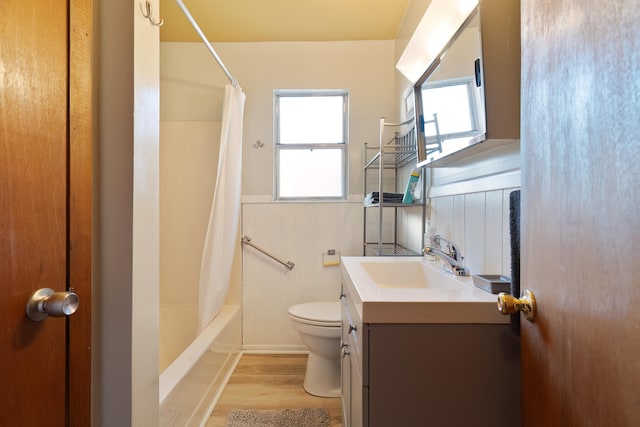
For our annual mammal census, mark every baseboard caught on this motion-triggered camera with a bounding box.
[241,344,308,354]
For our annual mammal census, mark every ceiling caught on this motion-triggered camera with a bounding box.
[159,0,411,43]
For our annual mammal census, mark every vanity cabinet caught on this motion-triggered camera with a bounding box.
[340,278,521,427]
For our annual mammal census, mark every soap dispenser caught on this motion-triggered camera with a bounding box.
[424,220,437,260]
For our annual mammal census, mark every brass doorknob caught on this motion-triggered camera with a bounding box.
[497,290,536,321]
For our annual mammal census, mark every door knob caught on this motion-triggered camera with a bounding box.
[497,290,536,321]
[26,288,79,322]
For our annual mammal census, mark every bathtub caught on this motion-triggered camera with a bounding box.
[160,305,242,426]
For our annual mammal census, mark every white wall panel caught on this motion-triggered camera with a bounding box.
[453,195,466,250]
[242,202,363,350]
[430,186,517,280]
[464,192,486,274]
[485,190,504,274]
[432,196,454,239]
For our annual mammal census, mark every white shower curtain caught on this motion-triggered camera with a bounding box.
[198,83,246,332]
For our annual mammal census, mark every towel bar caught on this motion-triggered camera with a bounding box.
[241,235,295,270]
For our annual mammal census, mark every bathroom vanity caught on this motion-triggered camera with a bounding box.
[340,257,520,427]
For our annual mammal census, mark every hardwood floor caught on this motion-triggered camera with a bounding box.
[205,354,343,426]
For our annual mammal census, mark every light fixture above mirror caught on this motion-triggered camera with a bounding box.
[396,0,479,84]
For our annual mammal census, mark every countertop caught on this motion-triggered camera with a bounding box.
[340,256,510,324]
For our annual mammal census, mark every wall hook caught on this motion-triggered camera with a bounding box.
[140,1,164,26]
[253,140,264,149]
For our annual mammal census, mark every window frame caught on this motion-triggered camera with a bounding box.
[418,76,481,142]
[274,89,349,202]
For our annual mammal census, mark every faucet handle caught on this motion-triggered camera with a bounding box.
[451,265,469,276]
[440,236,463,262]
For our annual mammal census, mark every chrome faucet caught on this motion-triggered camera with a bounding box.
[423,235,469,276]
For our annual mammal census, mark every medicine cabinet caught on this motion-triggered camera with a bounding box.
[413,0,520,167]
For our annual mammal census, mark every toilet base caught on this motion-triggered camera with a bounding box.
[303,352,341,398]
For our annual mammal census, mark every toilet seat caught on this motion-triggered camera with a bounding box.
[288,302,341,327]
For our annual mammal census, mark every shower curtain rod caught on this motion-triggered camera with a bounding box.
[174,0,238,86]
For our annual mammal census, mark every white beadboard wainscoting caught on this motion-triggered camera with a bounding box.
[426,142,521,278]
[430,187,519,278]
[241,198,363,352]
[395,183,519,279]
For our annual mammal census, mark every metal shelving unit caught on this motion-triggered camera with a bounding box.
[363,118,426,256]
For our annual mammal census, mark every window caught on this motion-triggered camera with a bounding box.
[415,76,485,162]
[420,77,480,139]
[275,90,348,200]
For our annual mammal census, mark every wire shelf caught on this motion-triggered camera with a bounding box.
[364,127,417,169]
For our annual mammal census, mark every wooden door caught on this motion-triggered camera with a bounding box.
[520,0,640,425]
[0,1,92,426]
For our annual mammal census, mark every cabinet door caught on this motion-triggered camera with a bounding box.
[349,356,364,427]
[341,350,351,425]
[368,323,519,427]
[342,329,364,427]
[341,290,365,427]
[341,313,351,425]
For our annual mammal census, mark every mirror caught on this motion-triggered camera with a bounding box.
[414,8,485,166]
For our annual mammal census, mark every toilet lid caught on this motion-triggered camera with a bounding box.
[288,301,341,325]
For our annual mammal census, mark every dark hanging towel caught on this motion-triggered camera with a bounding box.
[509,190,521,335]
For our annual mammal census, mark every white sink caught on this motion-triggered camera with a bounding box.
[340,256,509,324]
[360,261,456,289]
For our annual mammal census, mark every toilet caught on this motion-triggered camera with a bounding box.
[288,301,342,397]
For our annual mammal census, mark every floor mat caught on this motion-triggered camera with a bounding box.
[225,407,331,427]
